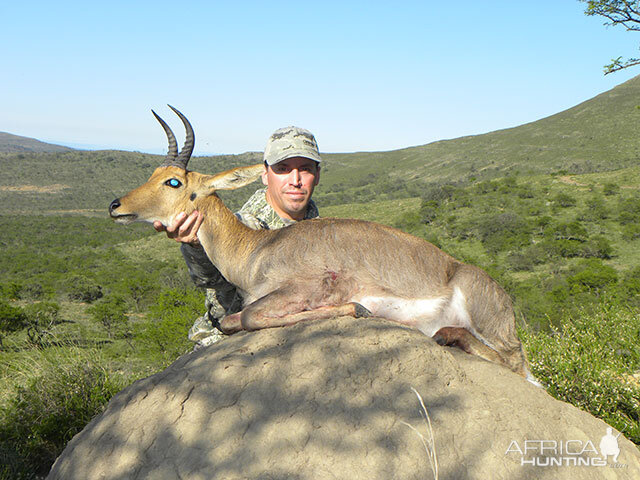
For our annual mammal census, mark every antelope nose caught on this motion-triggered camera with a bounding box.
[109,198,121,214]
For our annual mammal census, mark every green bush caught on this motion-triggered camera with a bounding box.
[87,295,129,338]
[620,267,640,306]
[65,275,103,303]
[603,182,620,196]
[419,200,439,224]
[580,235,614,259]
[0,351,126,478]
[553,192,577,208]
[0,282,22,301]
[136,287,204,363]
[0,301,28,348]
[580,194,609,221]
[477,212,532,254]
[112,270,159,311]
[521,302,640,444]
[23,302,61,346]
[394,210,425,236]
[621,223,640,241]
[545,220,588,242]
[617,196,640,225]
[507,244,548,271]
[20,282,48,301]
[567,258,618,295]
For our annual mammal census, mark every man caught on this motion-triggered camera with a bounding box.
[154,126,322,347]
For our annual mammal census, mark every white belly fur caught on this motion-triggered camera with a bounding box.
[355,286,472,336]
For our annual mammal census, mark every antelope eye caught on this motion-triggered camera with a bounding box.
[165,178,182,188]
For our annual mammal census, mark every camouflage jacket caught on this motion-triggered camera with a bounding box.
[180,187,319,317]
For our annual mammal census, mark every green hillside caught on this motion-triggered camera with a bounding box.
[316,74,640,203]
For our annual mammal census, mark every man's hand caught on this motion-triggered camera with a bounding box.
[154,211,204,245]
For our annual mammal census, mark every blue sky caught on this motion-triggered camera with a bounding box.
[2,1,640,155]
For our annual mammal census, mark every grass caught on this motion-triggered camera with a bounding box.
[403,387,438,480]
[0,338,131,478]
[520,300,640,445]
[321,197,421,225]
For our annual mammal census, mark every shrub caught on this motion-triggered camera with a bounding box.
[545,221,588,242]
[580,235,614,259]
[617,196,640,225]
[507,244,548,271]
[0,301,28,349]
[87,295,129,338]
[620,267,640,306]
[477,213,532,254]
[580,195,608,221]
[112,270,159,311]
[23,302,61,346]
[543,221,591,258]
[621,224,640,241]
[136,287,204,363]
[567,259,618,295]
[65,275,103,303]
[419,200,439,224]
[553,192,576,208]
[0,282,22,301]
[394,210,425,236]
[618,209,640,225]
[506,252,535,271]
[421,183,458,203]
[20,282,47,300]
[0,350,126,478]
[602,182,619,196]
[521,302,640,444]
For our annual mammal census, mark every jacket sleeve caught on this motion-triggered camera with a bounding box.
[180,243,227,289]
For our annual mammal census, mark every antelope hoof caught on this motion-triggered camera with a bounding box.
[219,312,243,334]
[433,327,462,348]
[353,303,371,318]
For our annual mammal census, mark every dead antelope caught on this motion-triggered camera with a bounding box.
[109,106,535,381]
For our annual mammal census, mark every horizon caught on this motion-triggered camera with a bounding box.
[2,1,640,156]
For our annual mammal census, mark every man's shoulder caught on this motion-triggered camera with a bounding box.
[236,188,283,229]
[236,187,320,230]
[237,188,268,215]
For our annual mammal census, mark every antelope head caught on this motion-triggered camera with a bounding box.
[109,106,263,227]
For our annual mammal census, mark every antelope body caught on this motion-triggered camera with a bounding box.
[109,107,534,380]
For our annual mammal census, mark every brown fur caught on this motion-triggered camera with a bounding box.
[111,156,533,380]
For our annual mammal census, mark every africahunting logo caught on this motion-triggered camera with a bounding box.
[505,427,627,468]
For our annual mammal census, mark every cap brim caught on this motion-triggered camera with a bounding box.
[267,151,322,165]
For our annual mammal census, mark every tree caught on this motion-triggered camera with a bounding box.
[582,0,640,74]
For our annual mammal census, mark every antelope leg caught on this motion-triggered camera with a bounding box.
[433,326,505,365]
[218,289,370,333]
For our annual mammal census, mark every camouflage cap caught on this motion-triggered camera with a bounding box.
[263,126,322,165]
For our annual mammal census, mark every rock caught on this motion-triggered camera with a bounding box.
[48,316,640,479]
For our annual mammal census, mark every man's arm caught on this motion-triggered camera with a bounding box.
[154,211,226,288]
[179,242,228,289]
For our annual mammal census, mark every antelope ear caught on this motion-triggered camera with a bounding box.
[206,164,264,191]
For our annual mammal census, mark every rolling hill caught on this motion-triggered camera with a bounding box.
[319,74,640,189]
[0,132,74,153]
[1,74,640,215]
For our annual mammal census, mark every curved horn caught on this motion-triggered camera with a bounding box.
[168,105,195,169]
[152,110,179,165]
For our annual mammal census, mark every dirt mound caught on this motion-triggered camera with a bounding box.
[48,316,640,479]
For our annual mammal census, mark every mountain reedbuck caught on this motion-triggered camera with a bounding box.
[109,106,535,381]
